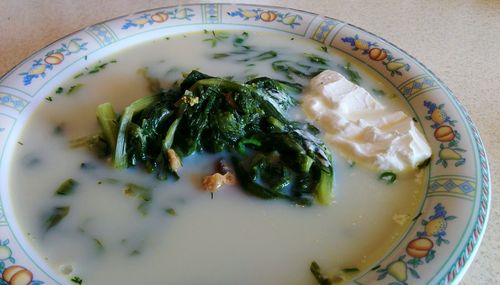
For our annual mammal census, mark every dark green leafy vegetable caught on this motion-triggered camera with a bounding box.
[90,71,334,206]
[80,162,95,170]
[96,103,118,154]
[372,89,386,96]
[66,84,83,95]
[241,50,277,62]
[73,72,84,79]
[87,60,117,74]
[129,249,141,256]
[342,267,360,273]
[379,172,397,184]
[203,30,229,47]
[213,53,230,59]
[54,124,64,135]
[304,53,328,65]
[310,261,332,285]
[123,183,153,216]
[253,50,277,61]
[271,59,326,80]
[93,238,104,252]
[272,60,308,79]
[55,87,64,94]
[114,95,158,169]
[341,62,361,84]
[86,135,109,158]
[165,208,176,216]
[55,179,77,196]
[233,31,250,49]
[44,206,70,231]
[70,276,83,284]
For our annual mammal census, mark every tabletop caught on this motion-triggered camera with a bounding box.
[1,0,499,284]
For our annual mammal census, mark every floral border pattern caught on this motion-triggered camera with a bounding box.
[341,34,411,76]
[226,8,303,28]
[19,39,87,86]
[0,239,44,285]
[376,204,456,284]
[121,8,195,30]
[424,100,466,168]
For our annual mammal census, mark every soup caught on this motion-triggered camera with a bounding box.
[9,31,426,284]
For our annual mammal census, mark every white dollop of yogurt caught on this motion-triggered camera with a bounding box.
[302,70,431,172]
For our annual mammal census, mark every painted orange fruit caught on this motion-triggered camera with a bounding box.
[368,48,387,61]
[434,125,455,142]
[406,237,434,258]
[44,52,64,65]
[260,11,277,22]
[2,265,33,285]
[151,12,168,23]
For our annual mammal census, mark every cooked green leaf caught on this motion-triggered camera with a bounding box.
[310,261,332,285]
[379,172,397,184]
[44,206,70,231]
[66,84,83,95]
[87,71,334,206]
[55,179,77,196]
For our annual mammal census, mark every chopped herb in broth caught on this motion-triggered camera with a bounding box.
[53,124,64,135]
[66,83,84,95]
[203,30,230,47]
[310,261,332,285]
[70,276,83,284]
[44,206,70,231]
[54,178,78,196]
[123,183,153,216]
[304,53,329,65]
[165,208,176,216]
[93,238,104,252]
[379,172,397,184]
[87,60,117,74]
[341,267,360,273]
[80,162,96,170]
[340,62,361,84]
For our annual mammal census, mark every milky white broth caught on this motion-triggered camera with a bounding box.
[8,31,426,285]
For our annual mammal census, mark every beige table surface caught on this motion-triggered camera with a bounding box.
[1,0,499,284]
